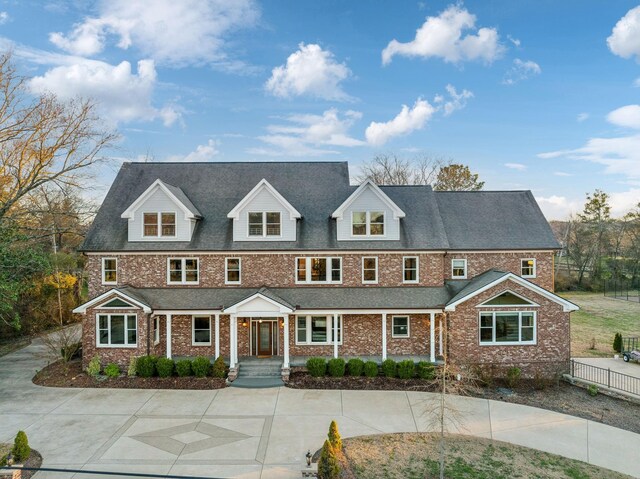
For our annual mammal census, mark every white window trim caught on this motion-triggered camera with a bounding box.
[391,315,410,338]
[402,256,419,284]
[478,311,537,346]
[153,316,160,345]
[192,315,212,346]
[350,211,387,238]
[362,256,378,284]
[225,257,242,285]
[101,257,118,285]
[247,211,282,239]
[521,258,537,278]
[96,313,137,348]
[295,257,343,284]
[294,315,343,345]
[142,211,177,238]
[451,258,467,279]
[95,298,136,309]
[476,290,540,308]
[167,257,200,285]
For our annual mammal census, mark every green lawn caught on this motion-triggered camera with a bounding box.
[559,292,640,358]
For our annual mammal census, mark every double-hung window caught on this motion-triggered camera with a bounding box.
[362,257,378,284]
[168,258,199,284]
[248,212,281,237]
[225,258,241,284]
[392,316,410,338]
[192,316,211,345]
[403,256,419,283]
[521,258,536,278]
[97,314,137,347]
[102,258,117,284]
[143,212,176,237]
[352,211,385,236]
[479,311,536,345]
[296,315,342,344]
[296,257,342,283]
[452,259,467,279]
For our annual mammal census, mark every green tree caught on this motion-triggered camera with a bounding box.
[576,189,611,286]
[433,163,484,191]
[317,440,339,479]
[328,420,342,451]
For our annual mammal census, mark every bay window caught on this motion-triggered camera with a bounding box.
[296,315,342,345]
[97,314,137,347]
[479,311,536,345]
[296,257,342,283]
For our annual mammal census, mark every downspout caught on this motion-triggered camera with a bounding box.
[146,314,151,355]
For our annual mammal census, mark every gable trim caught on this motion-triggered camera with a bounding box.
[73,289,152,314]
[331,179,406,220]
[476,289,540,308]
[227,179,302,221]
[222,292,294,314]
[121,179,199,221]
[445,273,579,312]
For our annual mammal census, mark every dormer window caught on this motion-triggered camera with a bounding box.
[143,212,176,238]
[352,211,385,237]
[248,211,281,237]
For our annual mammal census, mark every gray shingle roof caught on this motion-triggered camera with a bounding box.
[81,161,559,252]
[161,181,202,218]
[445,269,510,306]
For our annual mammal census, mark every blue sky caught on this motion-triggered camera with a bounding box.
[2,1,640,219]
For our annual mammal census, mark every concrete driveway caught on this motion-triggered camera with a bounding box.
[575,356,640,379]
[1,339,639,479]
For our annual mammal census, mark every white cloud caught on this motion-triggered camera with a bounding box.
[609,189,640,216]
[265,43,352,101]
[607,104,640,129]
[365,99,436,146]
[635,77,640,87]
[502,59,541,85]
[507,35,521,47]
[577,112,589,122]
[381,5,503,65]
[554,171,572,177]
[49,0,260,67]
[607,6,640,61]
[435,84,473,115]
[0,12,10,24]
[535,195,581,220]
[249,109,364,156]
[166,139,220,162]
[505,162,526,170]
[28,59,181,126]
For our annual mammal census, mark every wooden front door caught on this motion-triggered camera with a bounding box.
[257,321,274,356]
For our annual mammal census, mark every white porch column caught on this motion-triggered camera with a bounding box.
[229,314,237,368]
[333,313,339,359]
[438,315,443,356]
[166,314,172,359]
[214,313,220,359]
[430,312,436,363]
[381,313,387,361]
[283,315,290,368]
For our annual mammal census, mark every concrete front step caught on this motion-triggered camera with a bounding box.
[237,360,282,379]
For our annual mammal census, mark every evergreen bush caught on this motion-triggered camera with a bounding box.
[416,361,436,379]
[211,356,227,378]
[381,358,397,378]
[86,354,101,377]
[175,359,193,377]
[397,360,416,379]
[317,440,339,479]
[12,431,30,462]
[156,357,174,378]
[103,363,120,378]
[136,355,157,378]
[347,358,364,376]
[327,358,346,377]
[306,357,327,377]
[506,366,522,388]
[613,332,623,353]
[364,361,379,377]
[328,420,342,450]
[127,356,137,377]
[192,356,211,377]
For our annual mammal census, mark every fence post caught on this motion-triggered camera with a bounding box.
[607,368,611,388]
[570,359,574,377]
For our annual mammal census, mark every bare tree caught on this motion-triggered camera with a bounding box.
[357,153,446,185]
[433,163,484,191]
[0,51,117,220]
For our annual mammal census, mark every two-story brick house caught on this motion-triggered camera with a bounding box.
[73,161,577,379]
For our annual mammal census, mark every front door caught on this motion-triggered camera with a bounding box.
[257,321,274,356]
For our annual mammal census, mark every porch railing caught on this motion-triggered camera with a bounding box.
[569,359,640,397]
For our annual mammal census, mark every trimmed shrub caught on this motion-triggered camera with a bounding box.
[136,355,157,378]
[347,358,364,376]
[156,357,174,378]
[175,359,192,377]
[307,357,327,377]
[104,363,120,378]
[327,358,346,377]
[127,356,137,377]
[211,356,226,378]
[192,356,210,377]
[588,384,599,397]
[317,440,339,479]
[613,332,623,353]
[397,360,416,379]
[86,354,101,377]
[416,361,436,380]
[12,431,30,462]
[381,359,397,378]
[364,361,378,377]
[328,420,342,451]
[505,366,522,388]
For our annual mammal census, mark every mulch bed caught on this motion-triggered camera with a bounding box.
[32,359,226,390]
[287,371,440,391]
[0,445,42,479]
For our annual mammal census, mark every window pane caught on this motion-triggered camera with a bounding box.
[248,212,263,236]
[110,316,125,344]
[370,212,384,235]
[495,314,519,342]
[169,259,182,282]
[452,259,466,277]
[297,317,307,343]
[185,259,198,282]
[311,258,327,282]
[311,317,327,342]
[363,258,376,269]
[330,316,342,342]
[128,328,137,344]
[194,317,209,330]
[98,315,109,344]
[364,269,376,281]
[521,327,534,341]
[393,317,408,336]
[331,258,341,282]
[143,213,158,236]
[480,328,493,342]
[404,257,417,281]
[352,212,366,235]
[104,270,117,283]
[521,313,534,327]
[297,258,307,281]
[480,314,493,328]
[266,212,280,236]
[521,259,535,276]
[194,329,210,343]
[161,213,175,236]
[227,270,240,282]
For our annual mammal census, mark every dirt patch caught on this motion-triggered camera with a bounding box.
[287,371,440,391]
[32,359,226,390]
[337,433,631,479]
[0,444,42,479]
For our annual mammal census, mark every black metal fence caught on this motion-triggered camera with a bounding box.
[603,278,640,302]
[570,359,640,396]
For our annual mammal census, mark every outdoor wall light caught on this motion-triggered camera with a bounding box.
[242,319,248,327]
[280,318,284,328]
[305,449,312,467]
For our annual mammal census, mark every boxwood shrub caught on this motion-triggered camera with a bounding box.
[397,360,416,379]
[175,359,192,377]
[306,357,327,377]
[156,357,174,378]
[328,358,346,377]
[347,358,364,376]
[136,355,157,378]
[381,359,397,378]
[211,356,227,378]
[416,361,436,380]
[104,363,120,378]
[364,361,379,377]
[192,356,211,377]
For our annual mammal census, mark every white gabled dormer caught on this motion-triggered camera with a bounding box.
[227,179,301,242]
[121,179,201,242]
[332,179,405,241]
